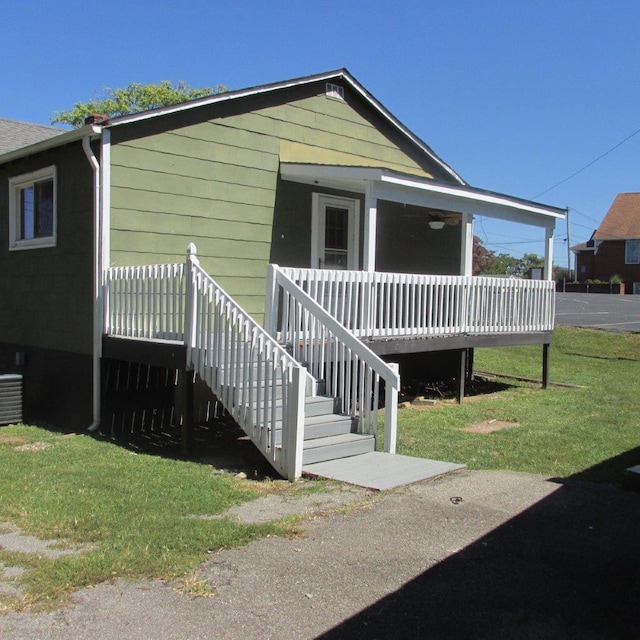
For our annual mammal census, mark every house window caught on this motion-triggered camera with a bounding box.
[9,166,57,250]
[625,240,640,264]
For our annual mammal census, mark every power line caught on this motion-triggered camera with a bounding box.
[533,126,640,199]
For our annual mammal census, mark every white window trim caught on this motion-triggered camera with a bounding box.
[311,193,360,270]
[625,239,640,265]
[8,165,57,250]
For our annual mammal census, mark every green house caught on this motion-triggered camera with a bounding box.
[0,70,564,479]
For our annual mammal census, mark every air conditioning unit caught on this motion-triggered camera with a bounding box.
[0,374,23,425]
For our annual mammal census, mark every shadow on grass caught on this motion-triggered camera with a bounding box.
[98,415,278,481]
[316,453,640,639]
[554,445,640,485]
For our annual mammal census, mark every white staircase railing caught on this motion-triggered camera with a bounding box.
[104,246,307,480]
[266,265,400,454]
[278,268,556,338]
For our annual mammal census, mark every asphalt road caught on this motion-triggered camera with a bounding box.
[555,292,640,332]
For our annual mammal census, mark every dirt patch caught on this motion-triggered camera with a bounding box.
[188,486,373,525]
[462,420,520,434]
[13,442,51,452]
[0,436,27,446]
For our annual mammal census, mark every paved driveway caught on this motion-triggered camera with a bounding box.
[555,292,640,332]
[1,470,639,639]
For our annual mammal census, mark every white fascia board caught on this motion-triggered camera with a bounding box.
[108,70,352,127]
[0,125,102,165]
[380,175,565,220]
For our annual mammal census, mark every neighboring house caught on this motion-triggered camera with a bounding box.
[0,69,565,478]
[572,193,640,293]
[0,118,62,155]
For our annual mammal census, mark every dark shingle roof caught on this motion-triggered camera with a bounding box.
[0,118,63,155]
[594,193,640,240]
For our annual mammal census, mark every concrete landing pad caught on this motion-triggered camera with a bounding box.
[303,451,465,490]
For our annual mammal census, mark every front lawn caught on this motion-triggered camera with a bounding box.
[0,428,301,612]
[394,327,640,482]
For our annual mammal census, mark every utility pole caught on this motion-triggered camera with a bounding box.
[565,207,571,280]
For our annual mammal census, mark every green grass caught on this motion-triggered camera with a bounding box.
[393,327,640,481]
[0,429,303,612]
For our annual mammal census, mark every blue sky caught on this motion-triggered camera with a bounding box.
[3,0,639,269]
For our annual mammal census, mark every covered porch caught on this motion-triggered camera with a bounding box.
[278,163,566,279]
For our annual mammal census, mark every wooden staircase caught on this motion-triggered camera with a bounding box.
[301,395,375,465]
[104,247,396,480]
[240,378,376,466]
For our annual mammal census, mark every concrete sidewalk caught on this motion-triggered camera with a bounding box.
[1,469,639,639]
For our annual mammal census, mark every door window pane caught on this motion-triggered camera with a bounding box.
[324,206,349,268]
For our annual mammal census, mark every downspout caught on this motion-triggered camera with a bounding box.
[82,125,104,432]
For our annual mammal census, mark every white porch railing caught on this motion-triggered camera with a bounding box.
[278,268,556,338]
[104,246,307,480]
[266,265,400,453]
[104,262,186,340]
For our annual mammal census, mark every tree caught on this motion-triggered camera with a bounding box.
[51,81,228,128]
[472,235,495,275]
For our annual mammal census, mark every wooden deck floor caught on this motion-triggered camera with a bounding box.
[302,452,465,490]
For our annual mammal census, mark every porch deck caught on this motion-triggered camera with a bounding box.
[102,253,556,480]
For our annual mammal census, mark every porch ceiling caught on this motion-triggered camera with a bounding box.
[280,163,566,229]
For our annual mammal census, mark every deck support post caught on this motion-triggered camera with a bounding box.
[180,369,194,457]
[456,348,467,404]
[466,348,474,384]
[542,343,550,389]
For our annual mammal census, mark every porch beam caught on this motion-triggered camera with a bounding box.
[374,181,559,229]
[363,180,377,272]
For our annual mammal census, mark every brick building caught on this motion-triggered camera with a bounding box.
[572,193,640,294]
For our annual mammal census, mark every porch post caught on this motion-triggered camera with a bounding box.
[460,213,474,276]
[544,225,554,280]
[363,180,377,272]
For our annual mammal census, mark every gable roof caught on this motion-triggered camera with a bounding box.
[0,70,463,184]
[106,69,467,186]
[0,118,62,155]
[593,192,640,241]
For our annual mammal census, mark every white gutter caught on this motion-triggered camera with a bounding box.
[82,133,103,432]
[0,124,99,165]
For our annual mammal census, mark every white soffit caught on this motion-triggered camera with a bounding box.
[280,163,565,227]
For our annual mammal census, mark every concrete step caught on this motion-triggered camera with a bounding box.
[302,433,375,465]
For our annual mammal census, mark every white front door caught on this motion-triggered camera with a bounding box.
[311,194,359,270]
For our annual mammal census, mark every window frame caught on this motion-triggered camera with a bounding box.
[8,165,57,250]
[625,239,640,265]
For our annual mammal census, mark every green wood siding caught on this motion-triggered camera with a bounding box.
[0,142,94,354]
[375,201,462,275]
[109,80,451,320]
